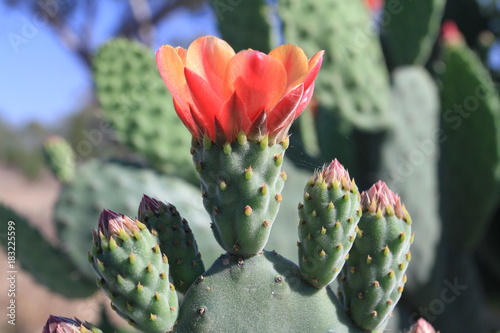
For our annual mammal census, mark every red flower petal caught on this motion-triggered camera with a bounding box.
[173,98,197,136]
[156,45,191,109]
[269,44,309,92]
[186,36,235,100]
[294,82,315,119]
[225,50,287,122]
[184,68,223,140]
[304,50,324,90]
[267,83,304,139]
[219,91,250,141]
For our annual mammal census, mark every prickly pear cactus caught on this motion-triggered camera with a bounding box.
[383,0,446,67]
[90,211,178,333]
[43,35,415,333]
[54,159,217,280]
[279,0,391,131]
[438,22,500,250]
[93,38,196,183]
[339,182,413,331]
[298,159,361,288]
[43,135,76,183]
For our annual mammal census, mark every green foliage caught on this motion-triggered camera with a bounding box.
[54,158,215,281]
[0,205,97,298]
[439,37,500,250]
[212,0,271,52]
[279,0,391,132]
[93,38,196,183]
[43,135,76,183]
[383,0,446,67]
[378,66,443,301]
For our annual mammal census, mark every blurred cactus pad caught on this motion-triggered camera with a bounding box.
[2,1,500,333]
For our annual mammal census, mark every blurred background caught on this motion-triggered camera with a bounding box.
[2,0,500,332]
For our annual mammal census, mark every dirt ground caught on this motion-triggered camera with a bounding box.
[0,165,109,333]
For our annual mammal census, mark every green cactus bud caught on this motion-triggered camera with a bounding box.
[90,210,178,333]
[138,195,205,294]
[42,315,102,333]
[43,135,75,183]
[339,181,412,331]
[298,159,361,288]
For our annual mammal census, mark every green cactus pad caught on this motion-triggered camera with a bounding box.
[138,195,205,294]
[0,205,97,298]
[279,0,391,131]
[192,136,287,256]
[379,66,443,301]
[93,38,196,182]
[172,251,365,333]
[90,210,178,333]
[43,135,76,183]
[383,0,446,66]
[298,159,361,288]
[339,181,412,331]
[213,0,271,53]
[54,159,215,281]
[439,30,500,250]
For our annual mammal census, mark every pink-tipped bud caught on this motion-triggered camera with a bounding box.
[442,20,463,46]
[98,209,140,238]
[138,195,176,221]
[138,194,163,218]
[408,318,438,333]
[314,159,353,191]
[361,181,404,218]
[42,315,97,333]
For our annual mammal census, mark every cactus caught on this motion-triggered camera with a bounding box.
[279,0,391,132]
[41,35,419,333]
[54,158,216,281]
[211,0,271,53]
[43,135,76,183]
[0,204,97,298]
[298,159,361,288]
[339,181,412,331]
[382,0,446,67]
[25,2,500,331]
[93,38,197,183]
[438,22,500,250]
[89,210,178,333]
[138,195,205,294]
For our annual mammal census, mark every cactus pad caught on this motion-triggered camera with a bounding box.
[192,136,287,256]
[138,195,205,294]
[93,38,196,182]
[339,181,412,331]
[173,251,365,333]
[90,210,178,333]
[298,159,361,288]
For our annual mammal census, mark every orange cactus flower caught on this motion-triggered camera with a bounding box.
[156,35,324,144]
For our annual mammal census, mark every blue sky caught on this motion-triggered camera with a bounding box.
[0,1,218,128]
